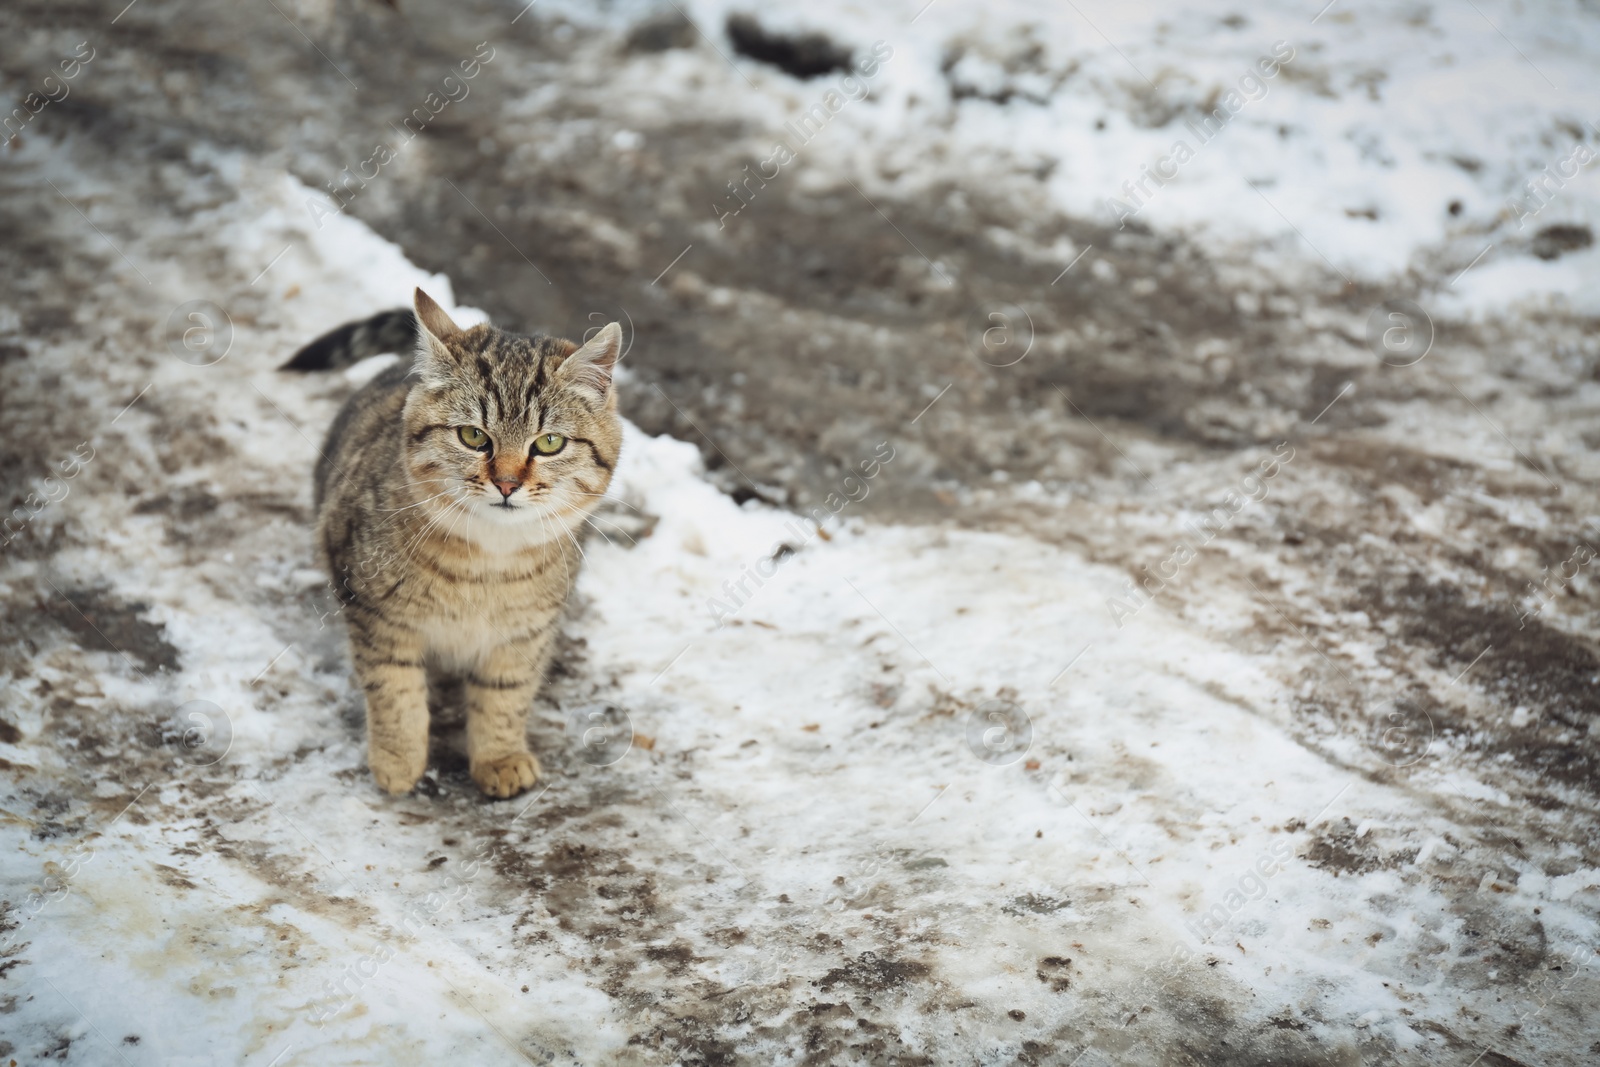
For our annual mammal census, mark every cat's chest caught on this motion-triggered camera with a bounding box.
[411,553,571,667]
[411,541,572,624]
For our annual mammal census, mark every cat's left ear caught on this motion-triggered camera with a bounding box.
[557,322,622,401]
[413,287,463,381]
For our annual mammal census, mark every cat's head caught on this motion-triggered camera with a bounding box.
[402,288,622,547]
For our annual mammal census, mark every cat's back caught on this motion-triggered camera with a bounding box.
[313,360,414,510]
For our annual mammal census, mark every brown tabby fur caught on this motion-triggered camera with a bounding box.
[310,289,622,798]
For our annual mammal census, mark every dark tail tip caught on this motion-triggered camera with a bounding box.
[279,332,344,371]
[279,309,417,372]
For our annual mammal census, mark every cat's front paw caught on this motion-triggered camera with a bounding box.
[470,751,541,799]
[369,745,428,795]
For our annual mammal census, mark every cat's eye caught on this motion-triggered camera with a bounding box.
[532,433,566,456]
[458,425,490,450]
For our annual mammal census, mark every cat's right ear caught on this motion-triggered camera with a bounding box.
[413,288,462,380]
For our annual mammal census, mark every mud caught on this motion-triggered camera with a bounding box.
[3,1,1599,1064]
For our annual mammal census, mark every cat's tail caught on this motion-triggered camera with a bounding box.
[279,308,416,372]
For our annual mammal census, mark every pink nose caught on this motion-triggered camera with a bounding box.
[493,478,521,498]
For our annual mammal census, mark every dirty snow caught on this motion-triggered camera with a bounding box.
[3,0,1600,1065]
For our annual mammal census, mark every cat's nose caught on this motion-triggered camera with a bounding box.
[492,478,521,498]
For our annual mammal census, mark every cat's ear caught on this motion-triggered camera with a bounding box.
[557,322,622,400]
[414,287,461,340]
[412,287,462,379]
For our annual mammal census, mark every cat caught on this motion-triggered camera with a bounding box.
[282,288,622,798]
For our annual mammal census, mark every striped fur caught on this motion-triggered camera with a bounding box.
[281,308,417,372]
[300,289,623,798]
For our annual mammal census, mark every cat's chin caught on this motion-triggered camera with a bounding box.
[456,499,583,551]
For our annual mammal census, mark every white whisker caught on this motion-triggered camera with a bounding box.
[379,486,460,513]
[567,528,590,561]
[395,490,468,565]
[581,513,635,547]
[567,490,639,512]
[536,510,575,591]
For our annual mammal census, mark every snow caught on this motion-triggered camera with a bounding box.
[1,169,1587,1057]
[568,0,1600,309]
[4,0,1600,1063]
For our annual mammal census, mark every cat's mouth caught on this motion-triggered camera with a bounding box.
[476,492,555,518]
[466,480,566,520]
[483,483,554,511]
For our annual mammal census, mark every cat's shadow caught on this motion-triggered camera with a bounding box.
[425,673,472,781]
[420,673,564,786]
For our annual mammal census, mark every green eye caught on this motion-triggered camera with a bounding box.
[458,425,489,450]
[532,433,566,456]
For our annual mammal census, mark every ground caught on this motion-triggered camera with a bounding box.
[2,1,1599,1064]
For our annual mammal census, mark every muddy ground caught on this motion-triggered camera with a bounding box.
[2,1,1598,1064]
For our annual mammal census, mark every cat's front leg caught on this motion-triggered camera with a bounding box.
[464,636,550,799]
[350,623,431,795]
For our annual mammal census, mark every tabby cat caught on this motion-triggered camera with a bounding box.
[283,289,622,798]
